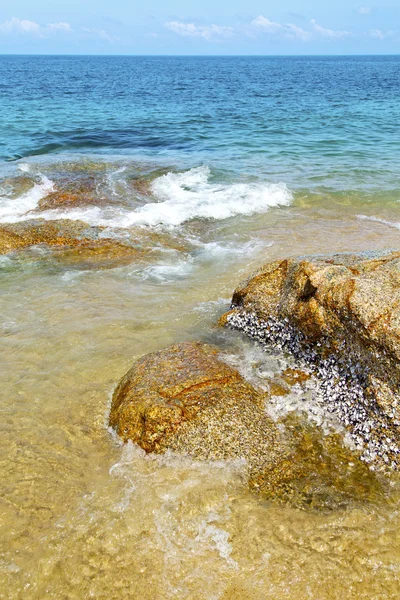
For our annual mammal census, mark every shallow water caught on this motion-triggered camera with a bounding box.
[1,55,400,598]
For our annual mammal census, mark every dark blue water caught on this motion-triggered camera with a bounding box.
[1,55,400,193]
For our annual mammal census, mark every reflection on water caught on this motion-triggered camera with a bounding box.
[1,159,400,598]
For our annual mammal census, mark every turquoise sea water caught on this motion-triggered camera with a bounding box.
[1,55,400,192]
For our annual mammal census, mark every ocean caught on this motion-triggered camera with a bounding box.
[1,55,400,599]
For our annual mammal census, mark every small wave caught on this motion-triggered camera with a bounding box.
[357,214,400,230]
[135,166,292,226]
[137,261,195,284]
[193,297,230,314]
[0,165,292,228]
[195,238,271,259]
[33,166,292,228]
[128,238,268,284]
[0,175,54,223]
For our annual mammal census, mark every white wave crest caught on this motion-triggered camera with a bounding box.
[28,166,293,228]
[132,166,292,226]
[0,176,54,223]
[357,214,400,230]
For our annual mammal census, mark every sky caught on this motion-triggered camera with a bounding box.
[0,1,399,55]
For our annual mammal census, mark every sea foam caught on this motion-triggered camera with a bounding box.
[0,175,54,223]
[136,166,293,227]
[6,165,292,228]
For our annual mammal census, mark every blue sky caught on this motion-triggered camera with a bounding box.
[0,1,398,54]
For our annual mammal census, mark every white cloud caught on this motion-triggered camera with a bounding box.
[165,21,233,41]
[165,16,395,45]
[368,28,393,39]
[285,23,312,41]
[252,15,350,41]
[81,27,119,42]
[0,16,124,45]
[251,16,311,40]
[310,19,351,39]
[0,18,119,43]
[48,22,72,32]
[358,7,371,15]
[0,18,41,34]
[0,17,119,43]
[0,17,72,37]
[251,16,283,34]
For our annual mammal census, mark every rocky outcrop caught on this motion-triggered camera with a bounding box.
[110,341,383,509]
[223,250,400,469]
[0,218,187,266]
[0,219,113,252]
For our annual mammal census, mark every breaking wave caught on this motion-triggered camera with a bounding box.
[0,175,54,223]
[1,165,293,228]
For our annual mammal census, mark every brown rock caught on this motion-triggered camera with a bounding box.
[267,378,290,396]
[109,341,275,455]
[38,171,103,211]
[0,218,188,267]
[37,166,163,211]
[281,368,311,386]
[224,249,400,467]
[110,341,384,509]
[253,414,383,510]
[230,250,400,356]
[0,175,35,199]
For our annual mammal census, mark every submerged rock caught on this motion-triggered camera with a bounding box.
[223,249,400,469]
[0,218,187,267]
[37,164,112,210]
[110,341,384,509]
[0,175,35,199]
[256,414,382,509]
[37,163,165,211]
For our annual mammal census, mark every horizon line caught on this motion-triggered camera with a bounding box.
[0,52,399,57]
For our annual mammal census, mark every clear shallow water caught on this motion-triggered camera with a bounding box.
[1,56,400,598]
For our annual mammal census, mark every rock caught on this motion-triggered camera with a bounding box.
[253,414,383,510]
[0,218,188,267]
[110,341,384,509]
[223,249,400,469]
[109,341,276,454]
[37,162,113,211]
[281,368,311,386]
[37,165,163,211]
[38,176,99,211]
[0,175,35,199]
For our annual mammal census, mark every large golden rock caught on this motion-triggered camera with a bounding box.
[224,250,400,468]
[110,341,383,509]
